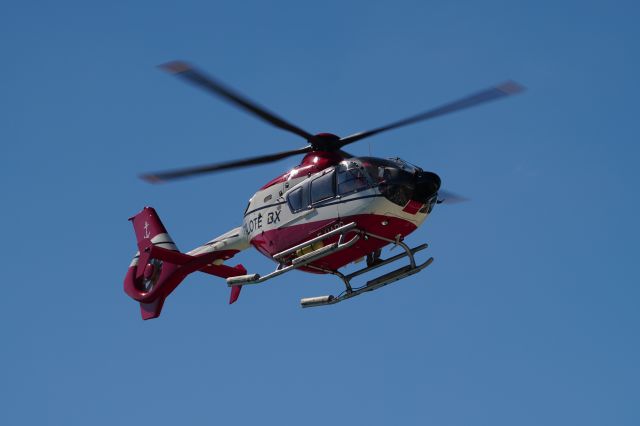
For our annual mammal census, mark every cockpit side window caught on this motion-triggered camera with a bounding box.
[337,165,370,195]
[287,187,304,212]
[310,171,335,204]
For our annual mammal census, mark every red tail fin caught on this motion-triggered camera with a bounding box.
[124,207,246,320]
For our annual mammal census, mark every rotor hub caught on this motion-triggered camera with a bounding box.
[311,133,341,151]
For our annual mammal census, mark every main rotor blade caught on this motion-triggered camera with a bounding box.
[160,61,314,141]
[141,145,313,183]
[338,81,524,147]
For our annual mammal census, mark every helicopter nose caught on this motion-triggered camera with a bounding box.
[413,171,441,202]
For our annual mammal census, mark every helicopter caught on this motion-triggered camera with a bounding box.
[124,61,523,320]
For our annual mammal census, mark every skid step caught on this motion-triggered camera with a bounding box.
[274,222,357,260]
[291,242,338,266]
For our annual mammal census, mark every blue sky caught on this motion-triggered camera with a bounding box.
[2,0,639,424]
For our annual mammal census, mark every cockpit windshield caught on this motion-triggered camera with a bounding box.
[341,157,421,183]
[339,157,424,206]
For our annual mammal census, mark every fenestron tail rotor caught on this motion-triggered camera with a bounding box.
[142,61,524,183]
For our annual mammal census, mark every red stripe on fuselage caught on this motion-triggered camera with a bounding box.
[249,214,417,272]
[403,200,424,215]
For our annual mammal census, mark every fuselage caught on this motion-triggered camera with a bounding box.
[241,151,441,272]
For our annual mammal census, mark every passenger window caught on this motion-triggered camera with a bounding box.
[338,167,370,195]
[311,171,335,204]
[287,187,304,212]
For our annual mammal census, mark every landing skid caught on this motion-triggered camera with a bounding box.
[225,222,434,307]
[302,236,433,308]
